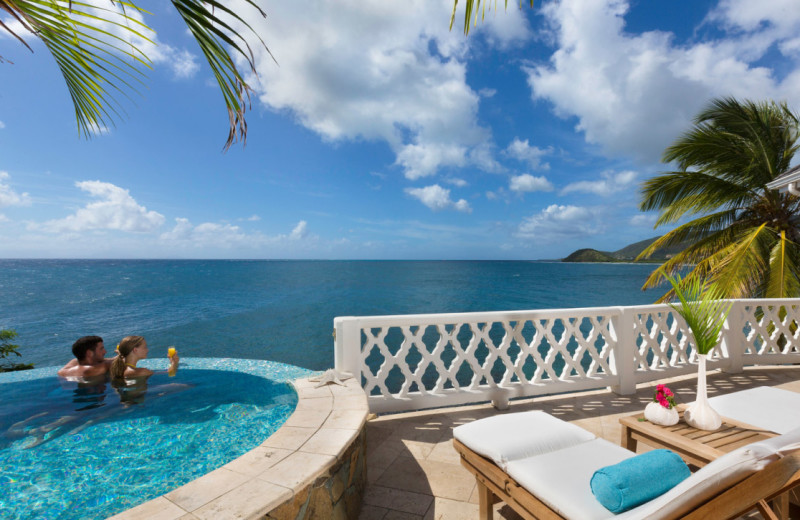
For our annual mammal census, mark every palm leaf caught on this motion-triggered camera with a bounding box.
[637,211,742,262]
[639,97,800,299]
[2,0,273,149]
[709,223,771,298]
[640,221,770,300]
[449,0,533,36]
[640,171,754,225]
[663,271,732,356]
[18,0,152,137]
[766,230,800,298]
[170,0,273,150]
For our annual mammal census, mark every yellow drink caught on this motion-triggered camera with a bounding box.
[167,347,176,358]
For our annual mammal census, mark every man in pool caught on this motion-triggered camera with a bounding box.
[57,336,116,378]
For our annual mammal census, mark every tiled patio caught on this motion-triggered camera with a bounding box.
[359,365,800,520]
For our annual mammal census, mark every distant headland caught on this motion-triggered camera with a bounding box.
[562,236,684,263]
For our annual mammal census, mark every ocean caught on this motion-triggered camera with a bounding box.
[0,260,664,371]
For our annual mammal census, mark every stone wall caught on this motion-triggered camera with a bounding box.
[267,428,366,519]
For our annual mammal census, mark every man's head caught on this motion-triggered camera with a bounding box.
[72,336,105,363]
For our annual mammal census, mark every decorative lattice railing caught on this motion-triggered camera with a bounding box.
[334,299,800,413]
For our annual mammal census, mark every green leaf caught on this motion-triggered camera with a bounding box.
[662,271,733,356]
[638,97,800,299]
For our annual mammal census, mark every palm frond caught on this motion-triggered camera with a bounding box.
[449,0,533,36]
[640,221,769,300]
[639,171,754,224]
[170,0,272,150]
[709,223,771,298]
[641,97,800,299]
[9,0,153,138]
[663,270,732,356]
[636,210,741,261]
[668,98,800,186]
[766,230,800,298]
[2,0,273,149]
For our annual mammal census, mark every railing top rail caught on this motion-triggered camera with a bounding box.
[335,306,623,327]
[334,298,800,328]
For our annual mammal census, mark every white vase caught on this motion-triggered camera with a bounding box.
[683,354,722,431]
[644,401,679,426]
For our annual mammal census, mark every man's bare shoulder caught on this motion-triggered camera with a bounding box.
[57,359,78,377]
[58,363,108,378]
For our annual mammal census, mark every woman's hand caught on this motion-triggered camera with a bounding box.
[168,354,180,376]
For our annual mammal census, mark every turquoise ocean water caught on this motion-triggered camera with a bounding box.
[0,260,664,371]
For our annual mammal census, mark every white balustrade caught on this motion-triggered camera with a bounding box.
[334,299,800,413]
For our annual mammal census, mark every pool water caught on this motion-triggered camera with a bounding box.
[0,358,312,520]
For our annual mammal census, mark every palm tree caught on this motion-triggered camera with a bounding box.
[0,0,272,150]
[638,97,800,301]
[450,0,533,35]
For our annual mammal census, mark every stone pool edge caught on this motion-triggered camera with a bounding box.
[109,376,369,520]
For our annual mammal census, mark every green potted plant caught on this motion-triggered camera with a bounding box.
[663,271,732,430]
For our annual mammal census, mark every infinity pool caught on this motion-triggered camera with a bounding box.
[0,358,312,520]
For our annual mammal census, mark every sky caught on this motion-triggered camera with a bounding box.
[1,0,800,259]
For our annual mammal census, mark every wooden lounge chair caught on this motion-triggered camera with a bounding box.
[453,411,800,520]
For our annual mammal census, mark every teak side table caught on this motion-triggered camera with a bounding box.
[619,405,778,467]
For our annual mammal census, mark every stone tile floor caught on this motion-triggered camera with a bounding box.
[359,366,800,520]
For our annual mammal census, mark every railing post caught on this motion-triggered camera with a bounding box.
[720,301,743,373]
[334,317,362,379]
[610,307,636,395]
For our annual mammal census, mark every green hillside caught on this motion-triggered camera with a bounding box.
[562,249,616,262]
[563,236,687,263]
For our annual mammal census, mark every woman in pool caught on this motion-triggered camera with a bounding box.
[110,335,179,379]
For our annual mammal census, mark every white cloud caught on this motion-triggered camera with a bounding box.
[160,218,250,247]
[630,213,658,227]
[245,214,261,221]
[0,120,5,129]
[509,174,554,193]
[405,184,472,213]
[445,177,468,187]
[0,172,31,208]
[86,121,111,135]
[289,220,308,240]
[517,204,604,239]
[561,170,637,196]
[165,48,200,79]
[479,88,497,98]
[225,0,515,179]
[505,138,553,170]
[160,218,317,249]
[525,0,800,163]
[41,181,164,232]
[709,0,800,37]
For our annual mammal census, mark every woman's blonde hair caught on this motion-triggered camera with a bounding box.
[110,335,146,379]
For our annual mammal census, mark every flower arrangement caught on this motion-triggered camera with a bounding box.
[654,384,676,409]
[644,384,680,426]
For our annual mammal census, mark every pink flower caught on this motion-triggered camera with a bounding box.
[653,385,677,409]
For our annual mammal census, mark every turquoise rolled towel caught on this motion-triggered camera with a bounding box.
[590,449,690,513]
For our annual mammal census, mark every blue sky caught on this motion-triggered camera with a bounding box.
[1,0,799,259]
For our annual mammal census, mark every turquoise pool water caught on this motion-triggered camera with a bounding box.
[0,358,312,520]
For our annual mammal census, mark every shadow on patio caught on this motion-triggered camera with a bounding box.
[359,365,800,520]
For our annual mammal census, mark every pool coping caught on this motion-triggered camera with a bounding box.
[108,375,369,520]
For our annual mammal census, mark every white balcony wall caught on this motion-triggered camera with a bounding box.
[334,299,800,414]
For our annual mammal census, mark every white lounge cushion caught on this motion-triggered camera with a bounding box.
[453,411,595,470]
[506,438,634,520]
[707,386,800,434]
[616,426,800,520]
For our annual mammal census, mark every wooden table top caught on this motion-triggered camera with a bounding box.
[619,404,778,467]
